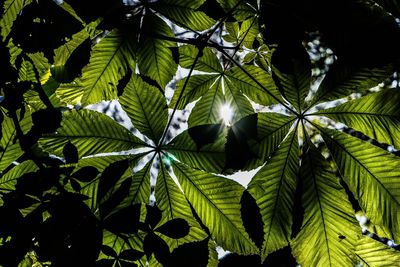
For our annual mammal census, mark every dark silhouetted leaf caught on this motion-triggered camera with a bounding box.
[145,205,162,229]
[70,178,81,191]
[264,246,297,267]
[119,249,144,261]
[101,245,118,258]
[188,124,223,151]
[119,260,138,267]
[169,46,180,64]
[169,239,210,267]
[100,178,132,218]
[240,190,264,249]
[32,108,62,134]
[97,159,129,202]
[63,0,123,23]
[54,37,92,83]
[96,259,115,267]
[155,218,190,239]
[36,194,102,266]
[73,166,99,182]
[63,142,79,164]
[117,67,133,96]
[143,233,170,265]
[103,204,141,234]
[10,0,82,58]
[225,114,258,171]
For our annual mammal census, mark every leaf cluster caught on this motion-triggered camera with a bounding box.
[0,0,400,266]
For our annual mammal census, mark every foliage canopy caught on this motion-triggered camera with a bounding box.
[1,0,400,266]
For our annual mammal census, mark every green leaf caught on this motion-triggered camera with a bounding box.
[123,160,152,206]
[53,29,89,66]
[245,113,296,169]
[310,61,393,107]
[101,230,146,265]
[223,77,255,124]
[173,162,258,254]
[155,162,208,247]
[223,18,258,49]
[188,76,254,127]
[67,29,135,105]
[52,28,91,83]
[356,236,400,266]
[319,127,400,242]
[97,159,130,206]
[223,22,240,43]
[0,160,38,191]
[179,45,222,73]
[39,109,146,158]
[169,74,219,109]
[271,45,311,111]
[224,65,282,106]
[137,13,177,89]
[315,88,400,149]
[152,0,215,31]
[163,128,226,173]
[216,0,257,21]
[0,0,32,39]
[0,112,32,172]
[77,154,144,210]
[120,75,168,144]
[188,78,224,126]
[291,142,360,267]
[247,130,299,260]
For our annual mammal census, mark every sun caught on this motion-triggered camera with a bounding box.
[219,104,234,126]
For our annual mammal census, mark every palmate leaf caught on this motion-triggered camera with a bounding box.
[223,17,258,49]
[356,236,400,266]
[248,130,299,260]
[152,0,215,31]
[216,0,257,21]
[0,0,32,39]
[224,65,282,106]
[271,45,311,112]
[169,74,219,109]
[39,109,146,158]
[101,230,146,266]
[291,142,360,267]
[120,74,168,144]
[53,28,89,66]
[319,127,400,242]
[0,112,32,172]
[137,13,177,89]
[124,160,152,206]
[223,76,256,124]
[309,60,393,107]
[155,163,208,249]
[58,29,135,105]
[52,28,91,83]
[315,88,400,149]
[245,113,295,169]
[188,76,254,127]
[179,45,222,73]
[173,161,258,255]
[76,154,145,210]
[0,160,38,192]
[188,78,224,126]
[163,128,226,173]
